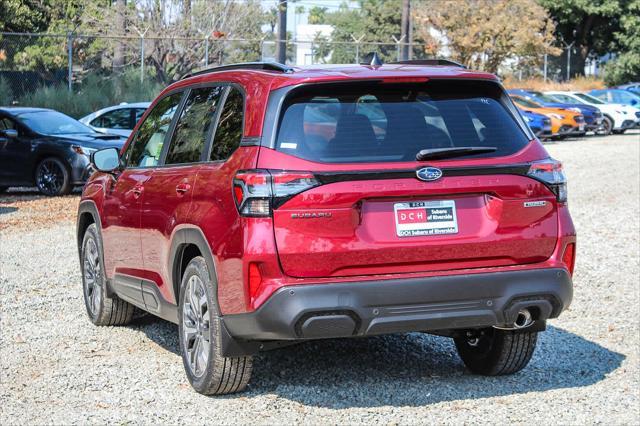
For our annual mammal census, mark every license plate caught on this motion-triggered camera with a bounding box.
[579,123,585,131]
[394,200,458,237]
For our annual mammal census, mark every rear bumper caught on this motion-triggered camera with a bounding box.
[223,267,573,343]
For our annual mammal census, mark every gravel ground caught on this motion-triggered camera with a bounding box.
[1,132,639,424]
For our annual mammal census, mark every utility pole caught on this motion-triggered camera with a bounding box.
[400,0,410,61]
[276,0,287,64]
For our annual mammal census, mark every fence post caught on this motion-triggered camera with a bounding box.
[351,34,364,64]
[204,37,209,66]
[392,35,405,62]
[67,32,73,92]
[566,46,571,81]
[140,35,145,84]
[543,54,548,82]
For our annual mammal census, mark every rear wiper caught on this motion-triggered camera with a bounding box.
[416,146,497,161]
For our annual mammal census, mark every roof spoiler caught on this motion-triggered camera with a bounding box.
[390,59,466,69]
[181,62,294,80]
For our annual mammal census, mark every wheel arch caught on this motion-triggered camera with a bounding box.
[77,200,102,265]
[602,113,616,128]
[168,226,219,306]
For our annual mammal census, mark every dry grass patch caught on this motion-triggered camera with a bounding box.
[0,192,79,235]
[502,76,606,92]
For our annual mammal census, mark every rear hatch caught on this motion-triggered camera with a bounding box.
[259,79,560,278]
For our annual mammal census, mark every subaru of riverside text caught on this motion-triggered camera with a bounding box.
[77,57,576,395]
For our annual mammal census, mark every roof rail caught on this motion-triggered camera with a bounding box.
[390,59,467,69]
[181,62,294,80]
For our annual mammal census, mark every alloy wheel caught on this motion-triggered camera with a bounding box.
[83,237,102,316]
[36,160,64,195]
[181,275,211,378]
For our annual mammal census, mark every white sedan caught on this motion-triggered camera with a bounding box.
[80,102,150,137]
[544,91,639,135]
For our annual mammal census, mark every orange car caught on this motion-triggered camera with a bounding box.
[511,95,585,139]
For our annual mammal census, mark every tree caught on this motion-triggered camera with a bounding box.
[322,0,412,63]
[539,0,625,78]
[113,0,126,73]
[413,0,560,74]
[0,0,50,33]
[603,0,640,85]
[9,0,94,75]
[308,6,328,24]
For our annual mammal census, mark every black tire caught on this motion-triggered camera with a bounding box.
[81,223,135,326]
[35,157,71,196]
[598,116,613,136]
[454,328,537,376]
[178,256,253,395]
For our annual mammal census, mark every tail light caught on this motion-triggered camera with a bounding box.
[233,170,320,216]
[528,159,567,203]
[562,243,576,275]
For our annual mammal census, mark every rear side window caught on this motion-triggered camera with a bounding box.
[91,108,131,129]
[210,87,244,161]
[165,86,225,165]
[275,80,530,163]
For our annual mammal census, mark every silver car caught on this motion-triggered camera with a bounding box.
[80,102,150,137]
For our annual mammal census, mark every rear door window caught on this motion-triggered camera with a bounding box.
[275,80,531,163]
[165,86,225,165]
[209,87,244,161]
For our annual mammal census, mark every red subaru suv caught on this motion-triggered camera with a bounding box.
[77,59,576,395]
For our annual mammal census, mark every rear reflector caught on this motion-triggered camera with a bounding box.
[248,263,263,298]
[562,243,576,275]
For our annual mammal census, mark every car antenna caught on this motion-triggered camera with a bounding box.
[361,52,383,68]
[370,52,383,67]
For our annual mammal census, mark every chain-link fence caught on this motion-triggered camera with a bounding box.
[1,31,579,111]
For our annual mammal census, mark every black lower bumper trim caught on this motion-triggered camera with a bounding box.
[222,268,573,347]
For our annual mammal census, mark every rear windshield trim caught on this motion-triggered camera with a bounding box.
[264,79,534,164]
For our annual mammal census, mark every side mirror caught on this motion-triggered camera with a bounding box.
[0,129,18,139]
[91,147,121,173]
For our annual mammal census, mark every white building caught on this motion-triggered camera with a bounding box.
[294,24,334,65]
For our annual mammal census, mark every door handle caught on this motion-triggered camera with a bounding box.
[132,186,143,198]
[176,183,191,194]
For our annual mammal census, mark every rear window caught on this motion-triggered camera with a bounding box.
[275,80,531,163]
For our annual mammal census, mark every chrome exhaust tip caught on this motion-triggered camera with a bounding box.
[493,308,535,331]
[513,309,533,329]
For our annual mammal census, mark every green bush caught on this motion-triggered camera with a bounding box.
[17,70,164,118]
[0,77,14,106]
[603,53,640,87]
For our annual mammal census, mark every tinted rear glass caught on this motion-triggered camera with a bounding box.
[275,80,530,163]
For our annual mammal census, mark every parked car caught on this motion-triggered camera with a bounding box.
[520,109,553,138]
[589,88,640,108]
[616,82,640,95]
[0,107,125,195]
[545,91,640,134]
[508,89,602,133]
[80,102,150,137]
[510,95,585,138]
[77,60,576,395]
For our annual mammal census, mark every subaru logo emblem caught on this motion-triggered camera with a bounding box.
[416,167,443,182]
